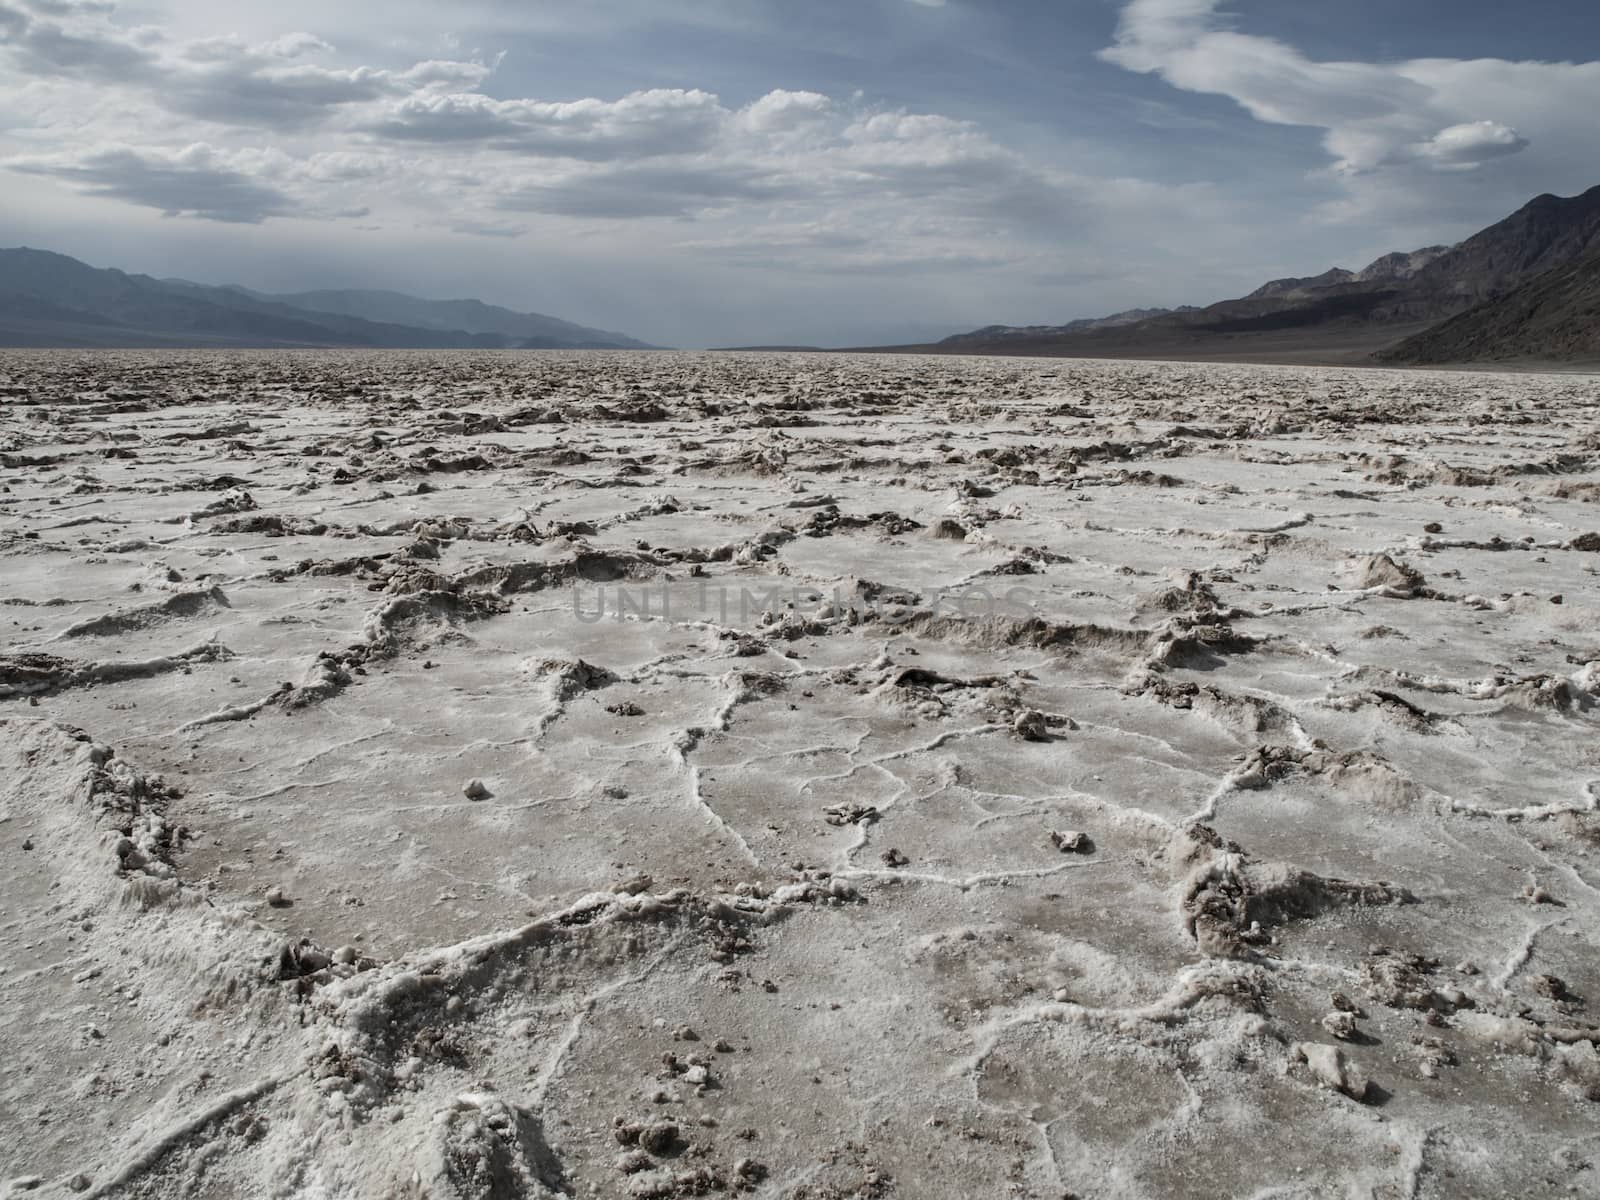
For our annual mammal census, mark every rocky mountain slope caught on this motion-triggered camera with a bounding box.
[1378,248,1600,364]
[914,185,1600,364]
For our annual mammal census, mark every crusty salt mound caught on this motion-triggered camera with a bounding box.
[2,350,1598,1197]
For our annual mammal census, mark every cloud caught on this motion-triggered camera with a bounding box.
[170,60,399,128]
[370,88,726,160]
[1,0,1213,316]
[443,215,526,238]
[1414,120,1529,170]
[494,161,785,219]
[1097,0,1600,172]
[677,224,1009,275]
[297,151,390,182]
[0,3,492,130]
[10,143,294,221]
[24,0,1586,347]
[0,0,1217,273]
[1097,0,1600,236]
[0,0,157,79]
[1101,0,1435,168]
[838,112,1032,199]
[398,58,495,89]
[24,0,119,15]
[736,89,831,135]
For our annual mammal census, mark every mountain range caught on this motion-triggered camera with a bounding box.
[0,248,656,350]
[4,185,1598,364]
[903,184,1600,366]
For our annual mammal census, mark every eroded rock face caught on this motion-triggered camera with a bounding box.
[2,351,1598,1198]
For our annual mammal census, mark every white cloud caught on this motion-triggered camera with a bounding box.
[1096,0,1600,249]
[0,1,1291,349]
[1414,120,1529,170]
[0,0,493,129]
[370,88,727,160]
[1,0,1138,276]
[398,58,496,89]
[1099,0,1598,182]
[736,89,831,135]
[1102,0,1425,136]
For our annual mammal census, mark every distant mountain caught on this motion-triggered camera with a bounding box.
[938,307,1198,346]
[1377,249,1600,365]
[0,247,656,350]
[895,185,1600,365]
[709,344,828,352]
[245,288,651,350]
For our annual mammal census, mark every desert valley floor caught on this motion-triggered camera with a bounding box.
[2,350,1599,1199]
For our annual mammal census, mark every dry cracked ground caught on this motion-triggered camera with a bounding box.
[2,349,1599,1200]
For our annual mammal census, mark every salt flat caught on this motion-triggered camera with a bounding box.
[2,349,1598,1199]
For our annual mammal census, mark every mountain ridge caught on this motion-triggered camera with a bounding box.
[895,185,1600,365]
[0,248,657,350]
[938,306,1201,346]
[1377,247,1600,365]
[240,287,650,350]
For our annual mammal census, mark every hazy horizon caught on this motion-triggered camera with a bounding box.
[4,0,1600,347]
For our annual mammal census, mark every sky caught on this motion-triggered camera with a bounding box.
[2,0,1599,348]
